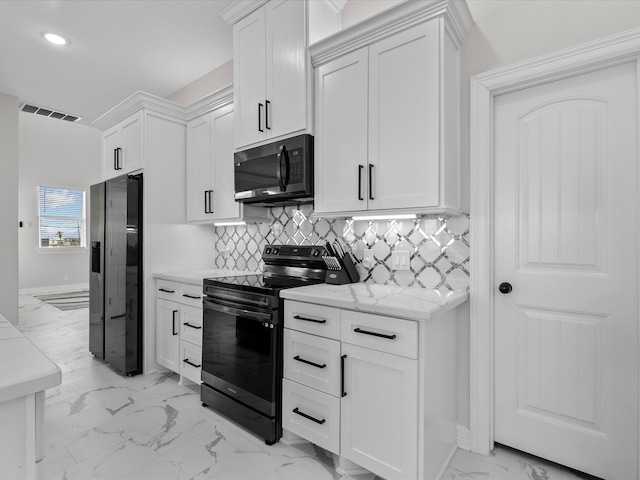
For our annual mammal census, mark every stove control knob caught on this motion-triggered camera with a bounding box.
[273,247,279,254]
[312,249,320,257]
[265,247,271,254]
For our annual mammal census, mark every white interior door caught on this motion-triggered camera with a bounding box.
[494,62,638,479]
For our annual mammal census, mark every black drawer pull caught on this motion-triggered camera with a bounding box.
[293,355,326,369]
[182,293,201,300]
[293,315,327,324]
[353,327,397,340]
[159,288,175,294]
[183,322,202,330]
[183,358,201,368]
[293,407,326,425]
[341,354,347,397]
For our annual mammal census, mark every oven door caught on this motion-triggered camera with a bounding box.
[202,296,280,417]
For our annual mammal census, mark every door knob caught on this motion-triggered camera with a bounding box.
[498,282,513,294]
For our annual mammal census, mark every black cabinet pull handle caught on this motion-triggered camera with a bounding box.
[183,322,202,330]
[358,165,364,200]
[293,407,326,425]
[115,147,122,170]
[368,164,374,200]
[114,148,118,171]
[293,315,327,324]
[158,288,175,294]
[258,103,264,132]
[341,354,347,397]
[204,190,209,214]
[182,294,201,300]
[172,310,179,335]
[208,190,214,213]
[183,358,201,368]
[265,100,271,130]
[293,355,326,369]
[354,327,396,340]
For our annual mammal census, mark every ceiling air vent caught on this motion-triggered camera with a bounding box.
[19,103,80,123]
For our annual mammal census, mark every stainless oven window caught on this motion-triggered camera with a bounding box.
[202,298,277,403]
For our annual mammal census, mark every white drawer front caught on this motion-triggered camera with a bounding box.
[341,310,418,359]
[284,329,341,396]
[156,280,180,301]
[179,283,203,308]
[285,301,341,339]
[282,379,340,455]
[180,305,203,346]
[180,341,202,384]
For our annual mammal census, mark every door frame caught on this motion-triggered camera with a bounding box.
[469,27,640,460]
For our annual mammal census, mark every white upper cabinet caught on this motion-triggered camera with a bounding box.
[311,0,473,217]
[224,0,342,150]
[185,87,270,224]
[101,110,143,180]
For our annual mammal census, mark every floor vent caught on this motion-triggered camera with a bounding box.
[20,103,80,122]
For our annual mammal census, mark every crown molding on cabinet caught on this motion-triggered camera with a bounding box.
[93,91,187,131]
[184,85,234,121]
[220,0,269,25]
[309,0,473,67]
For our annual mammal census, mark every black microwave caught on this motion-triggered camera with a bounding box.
[234,134,313,206]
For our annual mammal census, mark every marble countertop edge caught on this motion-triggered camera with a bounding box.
[281,283,469,321]
[0,317,62,404]
[153,268,257,286]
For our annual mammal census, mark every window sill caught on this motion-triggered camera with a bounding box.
[38,247,87,255]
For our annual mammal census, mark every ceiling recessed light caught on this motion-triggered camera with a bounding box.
[43,33,68,46]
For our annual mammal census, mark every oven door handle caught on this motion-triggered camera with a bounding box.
[204,298,273,322]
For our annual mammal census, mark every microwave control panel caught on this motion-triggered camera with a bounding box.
[288,148,304,183]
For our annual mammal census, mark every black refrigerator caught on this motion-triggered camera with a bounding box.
[89,173,143,376]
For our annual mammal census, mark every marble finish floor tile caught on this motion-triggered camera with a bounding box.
[19,294,596,480]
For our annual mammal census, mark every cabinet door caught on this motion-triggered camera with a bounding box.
[102,127,121,180]
[314,49,369,215]
[341,343,418,480]
[120,111,144,174]
[211,104,241,220]
[155,298,180,373]
[368,22,440,211]
[233,6,267,148]
[265,0,307,140]
[186,114,213,222]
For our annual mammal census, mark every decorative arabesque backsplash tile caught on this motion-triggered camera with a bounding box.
[214,204,470,291]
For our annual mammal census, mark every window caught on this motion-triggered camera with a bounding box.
[37,186,86,249]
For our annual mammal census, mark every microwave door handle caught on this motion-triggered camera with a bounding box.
[277,144,288,192]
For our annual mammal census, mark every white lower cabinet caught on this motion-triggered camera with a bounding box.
[340,343,418,480]
[155,279,203,384]
[283,298,459,480]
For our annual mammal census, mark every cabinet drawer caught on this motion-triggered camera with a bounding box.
[179,283,203,308]
[180,341,202,384]
[284,329,341,396]
[341,310,418,359]
[180,305,203,346]
[282,379,340,455]
[156,280,180,301]
[285,301,341,340]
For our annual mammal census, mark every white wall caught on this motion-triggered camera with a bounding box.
[166,60,233,106]
[18,113,102,292]
[0,93,19,324]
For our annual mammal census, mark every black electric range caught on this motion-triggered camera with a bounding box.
[200,244,328,444]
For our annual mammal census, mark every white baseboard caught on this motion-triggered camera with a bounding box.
[457,424,471,452]
[20,283,89,296]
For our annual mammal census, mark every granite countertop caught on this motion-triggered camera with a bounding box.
[154,268,256,286]
[0,315,61,404]
[281,283,469,321]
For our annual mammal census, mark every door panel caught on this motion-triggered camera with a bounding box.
[494,62,638,479]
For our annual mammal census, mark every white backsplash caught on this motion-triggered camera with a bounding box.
[214,204,470,291]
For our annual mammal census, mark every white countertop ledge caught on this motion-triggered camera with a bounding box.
[0,316,61,404]
[281,283,469,321]
[154,269,256,286]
